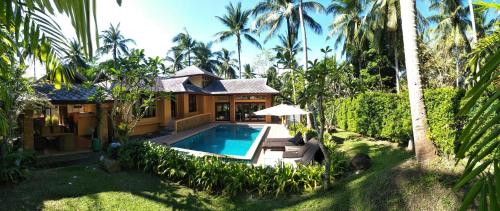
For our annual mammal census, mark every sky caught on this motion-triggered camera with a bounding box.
[23,0,477,79]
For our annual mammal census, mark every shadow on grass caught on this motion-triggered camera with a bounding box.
[228,142,461,210]
[0,141,462,210]
[0,166,212,210]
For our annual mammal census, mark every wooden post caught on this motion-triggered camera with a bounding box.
[230,95,236,123]
[23,109,34,150]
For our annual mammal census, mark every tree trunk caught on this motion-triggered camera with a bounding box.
[395,43,400,94]
[237,35,242,79]
[298,0,315,129]
[317,95,330,188]
[399,0,437,162]
[467,0,480,77]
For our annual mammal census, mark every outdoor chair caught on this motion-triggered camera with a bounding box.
[263,132,304,151]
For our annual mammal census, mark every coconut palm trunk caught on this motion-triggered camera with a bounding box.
[399,0,437,161]
[298,0,315,129]
[395,43,400,94]
[467,0,480,76]
[237,35,242,78]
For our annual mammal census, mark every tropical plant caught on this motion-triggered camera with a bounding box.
[428,0,471,88]
[216,48,238,79]
[98,23,136,61]
[399,0,437,161]
[215,2,262,78]
[327,0,368,74]
[242,64,256,79]
[192,42,220,73]
[165,48,185,72]
[297,0,324,71]
[92,49,162,142]
[171,30,197,66]
[117,141,323,196]
[453,2,500,210]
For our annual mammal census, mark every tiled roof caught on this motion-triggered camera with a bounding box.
[155,77,191,92]
[172,66,221,79]
[33,82,110,103]
[203,78,279,94]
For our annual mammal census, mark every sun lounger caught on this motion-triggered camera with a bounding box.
[263,132,303,151]
[295,138,319,165]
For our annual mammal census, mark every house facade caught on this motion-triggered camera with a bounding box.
[23,66,278,155]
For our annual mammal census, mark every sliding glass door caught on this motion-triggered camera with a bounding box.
[215,103,230,121]
[236,103,265,122]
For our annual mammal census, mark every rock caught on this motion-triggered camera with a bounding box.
[102,157,121,173]
[407,139,414,151]
[350,153,371,171]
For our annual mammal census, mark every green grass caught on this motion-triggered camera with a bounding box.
[0,132,463,210]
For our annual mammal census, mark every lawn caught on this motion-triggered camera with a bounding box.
[0,132,463,210]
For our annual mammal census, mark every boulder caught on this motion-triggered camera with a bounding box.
[101,157,121,173]
[350,153,371,171]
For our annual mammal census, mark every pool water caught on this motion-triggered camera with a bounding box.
[171,125,264,157]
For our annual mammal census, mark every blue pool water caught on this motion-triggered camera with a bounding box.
[171,125,264,157]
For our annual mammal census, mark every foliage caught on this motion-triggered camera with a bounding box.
[117,141,323,196]
[323,137,350,178]
[0,148,34,184]
[304,129,318,141]
[215,2,261,78]
[453,2,500,209]
[98,23,136,61]
[333,88,464,155]
[92,49,164,142]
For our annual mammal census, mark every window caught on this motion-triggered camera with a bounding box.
[189,95,197,112]
[235,95,266,100]
[135,97,156,118]
[202,76,213,88]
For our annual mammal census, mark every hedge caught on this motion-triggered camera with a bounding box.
[333,88,464,155]
[118,141,324,196]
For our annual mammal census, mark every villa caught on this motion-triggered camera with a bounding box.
[21,66,279,156]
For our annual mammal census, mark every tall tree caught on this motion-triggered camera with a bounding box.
[98,23,135,61]
[242,64,256,79]
[399,0,437,161]
[172,30,197,66]
[165,48,185,72]
[428,0,471,88]
[215,2,262,78]
[217,48,238,79]
[297,0,324,71]
[193,42,221,73]
[368,0,403,93]
[327,0,367,75]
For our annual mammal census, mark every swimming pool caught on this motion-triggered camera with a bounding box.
[171,124,266,160]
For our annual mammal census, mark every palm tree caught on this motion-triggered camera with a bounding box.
[217,48,238,79]
[242,64,256,79]
[192,42,221,73]
[428,0,471,88]
[172,30,197,66]
[327,0,367,75]
[98,23,136,61]
[297,0,324,71]
[64,40,89,71]
[367,0,403,93]
[215,2,262,78]
[399,0,437,161]
[165,48,185,72]
[253,0,323,65]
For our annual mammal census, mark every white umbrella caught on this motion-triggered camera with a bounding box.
[254,104,309,116]
[254,104,309,131]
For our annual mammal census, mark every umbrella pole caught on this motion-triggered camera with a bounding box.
[293,115,296,133]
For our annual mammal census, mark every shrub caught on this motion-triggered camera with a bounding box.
[118,141,323,196]
[323,136,350,178]
[304,129,318,141]
[333,88,464,155]
[0,149,35,184]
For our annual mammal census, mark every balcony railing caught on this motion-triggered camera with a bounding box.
[174,113,211,132]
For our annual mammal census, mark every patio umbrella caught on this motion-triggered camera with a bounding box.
[254,104,309,131]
